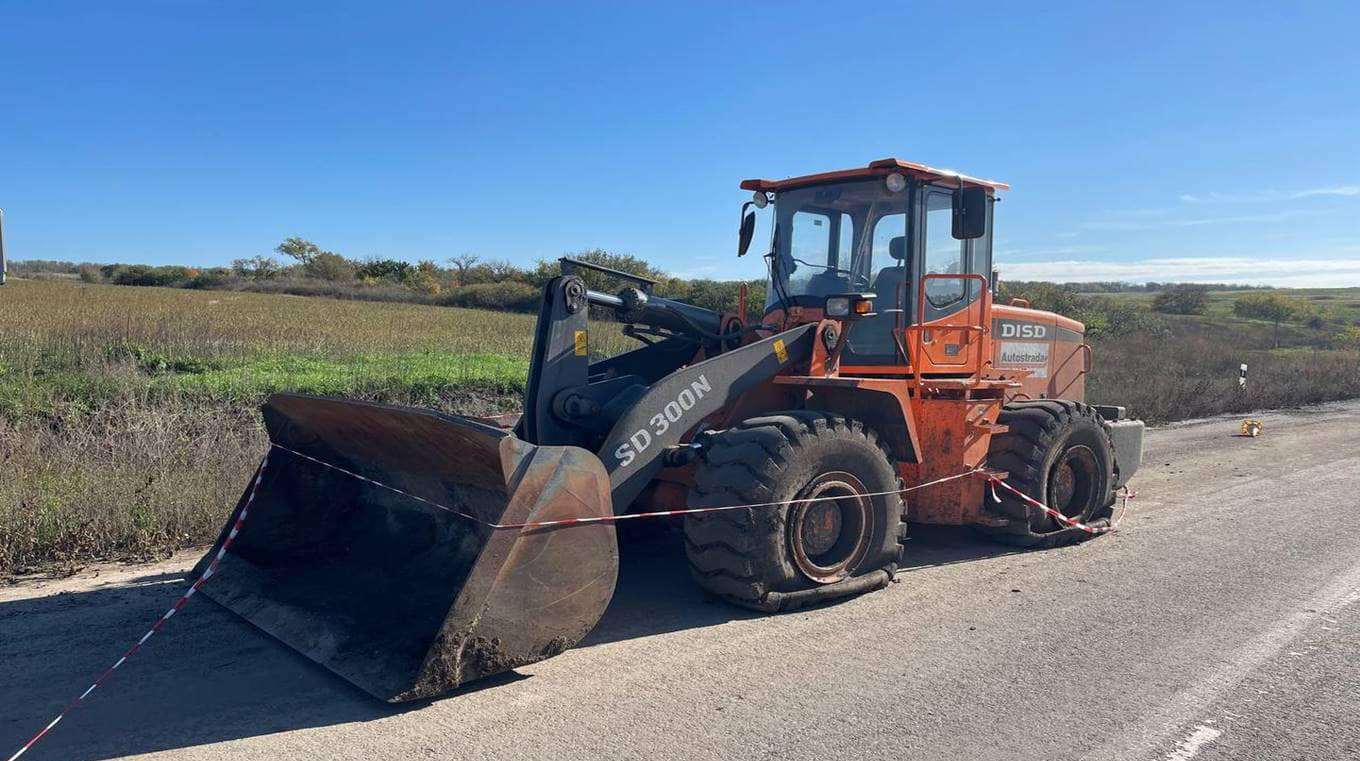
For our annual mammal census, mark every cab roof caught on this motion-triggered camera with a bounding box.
[739,157,1010,194]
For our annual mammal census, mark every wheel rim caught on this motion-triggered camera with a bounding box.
[787,471,874,584]
[1046,444,1099,526]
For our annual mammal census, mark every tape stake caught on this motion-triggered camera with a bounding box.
[5,454,271,761]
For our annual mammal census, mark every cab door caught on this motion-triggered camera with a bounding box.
[913,188,989,372]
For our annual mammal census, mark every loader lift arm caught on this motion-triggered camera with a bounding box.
[522,272,816,510]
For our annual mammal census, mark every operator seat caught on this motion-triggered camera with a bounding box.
[845,236,908,359]
[872,236,909,306]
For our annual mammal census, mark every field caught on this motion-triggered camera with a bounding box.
[2,278,1359,575]
[1099,286,1360,328]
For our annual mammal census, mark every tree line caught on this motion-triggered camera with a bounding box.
[10,239,1357,349]
[13,238,766,317]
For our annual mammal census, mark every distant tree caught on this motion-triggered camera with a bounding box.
[356,258,413,283]
[531,249,667,291]
[1233,292,1307,347]
[996,281,1086,316]
[304,251,357,281]
[231,255,282,280]
[1333,325,1360,352]
[447,253,480,285]
[275,237,325,265]
[482,259,524,282]
[406,260,444,294]
[1151,284,1210,315]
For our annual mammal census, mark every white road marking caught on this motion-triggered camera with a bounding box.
[1164,724,1223,760]
[1082,559,1360,760]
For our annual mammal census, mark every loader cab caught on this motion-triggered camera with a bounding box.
[745,158,1002,367]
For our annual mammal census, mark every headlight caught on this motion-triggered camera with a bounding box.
[825,295,875,319]
[885,173,907,193]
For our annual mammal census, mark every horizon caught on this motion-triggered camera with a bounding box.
[3,2,1357,288]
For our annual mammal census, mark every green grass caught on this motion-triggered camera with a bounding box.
[157,351,528,401]
[0,279,585,574]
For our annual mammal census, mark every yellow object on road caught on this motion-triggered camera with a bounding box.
[1241,419,1263,437]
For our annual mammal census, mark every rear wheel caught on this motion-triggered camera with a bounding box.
[978,400,1116,548]
[684,411,906,612]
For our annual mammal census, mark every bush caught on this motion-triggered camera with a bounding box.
[531,249,667,291]
[997,281,1086,316]
[438,281,542,312]
[1333,326,1360,351]
[1233,291,1314,346]
[404,261,444,294]
[1233,292,1307,323]
[1151,284,1210,315]
[186,267,235,289]
[1072,296,1167,339]
[107,264,194,287]
[231,256,282,281]
[996,282,1165,339]
[356,258,413,283]
[78,264,103,283]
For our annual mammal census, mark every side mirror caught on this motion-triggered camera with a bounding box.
[991,268,999,295]
[737,208,757,257]
[952,187,988,240]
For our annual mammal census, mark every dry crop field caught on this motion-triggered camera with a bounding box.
[2,278,1357,575]
[0,279,631,575]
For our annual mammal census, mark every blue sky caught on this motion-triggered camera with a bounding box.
[3,1,1357,286]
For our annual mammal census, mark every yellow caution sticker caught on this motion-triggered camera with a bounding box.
[574,330,588,356]
[773,338,788,363]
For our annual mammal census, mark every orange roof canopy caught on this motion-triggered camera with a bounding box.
[740,157,1009,193]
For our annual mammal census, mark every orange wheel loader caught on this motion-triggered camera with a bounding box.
[197,158,1145,701]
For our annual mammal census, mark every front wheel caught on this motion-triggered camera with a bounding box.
[683,411,906,612]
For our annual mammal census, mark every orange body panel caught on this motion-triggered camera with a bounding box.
[754,281,1088,526]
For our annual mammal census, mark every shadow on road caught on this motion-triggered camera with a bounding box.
[0,524,1018,760]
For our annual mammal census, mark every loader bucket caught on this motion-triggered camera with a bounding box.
[194,393,618,702]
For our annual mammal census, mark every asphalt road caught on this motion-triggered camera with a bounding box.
[4,401,1359,760]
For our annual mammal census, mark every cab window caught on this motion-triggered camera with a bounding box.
[923,192,965,307]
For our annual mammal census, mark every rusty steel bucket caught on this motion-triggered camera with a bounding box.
[194,393,617,702]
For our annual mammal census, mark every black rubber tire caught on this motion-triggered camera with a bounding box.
[684,411,906,612]
[977,400,1116,548]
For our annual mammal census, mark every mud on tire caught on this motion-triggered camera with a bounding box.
[684,411,906,612]
[978,400,1117,548]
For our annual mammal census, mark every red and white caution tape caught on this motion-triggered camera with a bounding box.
[8,444,1132,760]
[4,455,271,761]
[271,442,989,530]
[987,475,1135,534]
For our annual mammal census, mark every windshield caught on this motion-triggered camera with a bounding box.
[764,179,908,311]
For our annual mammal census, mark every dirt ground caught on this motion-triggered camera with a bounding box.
[3,401,1360,760]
